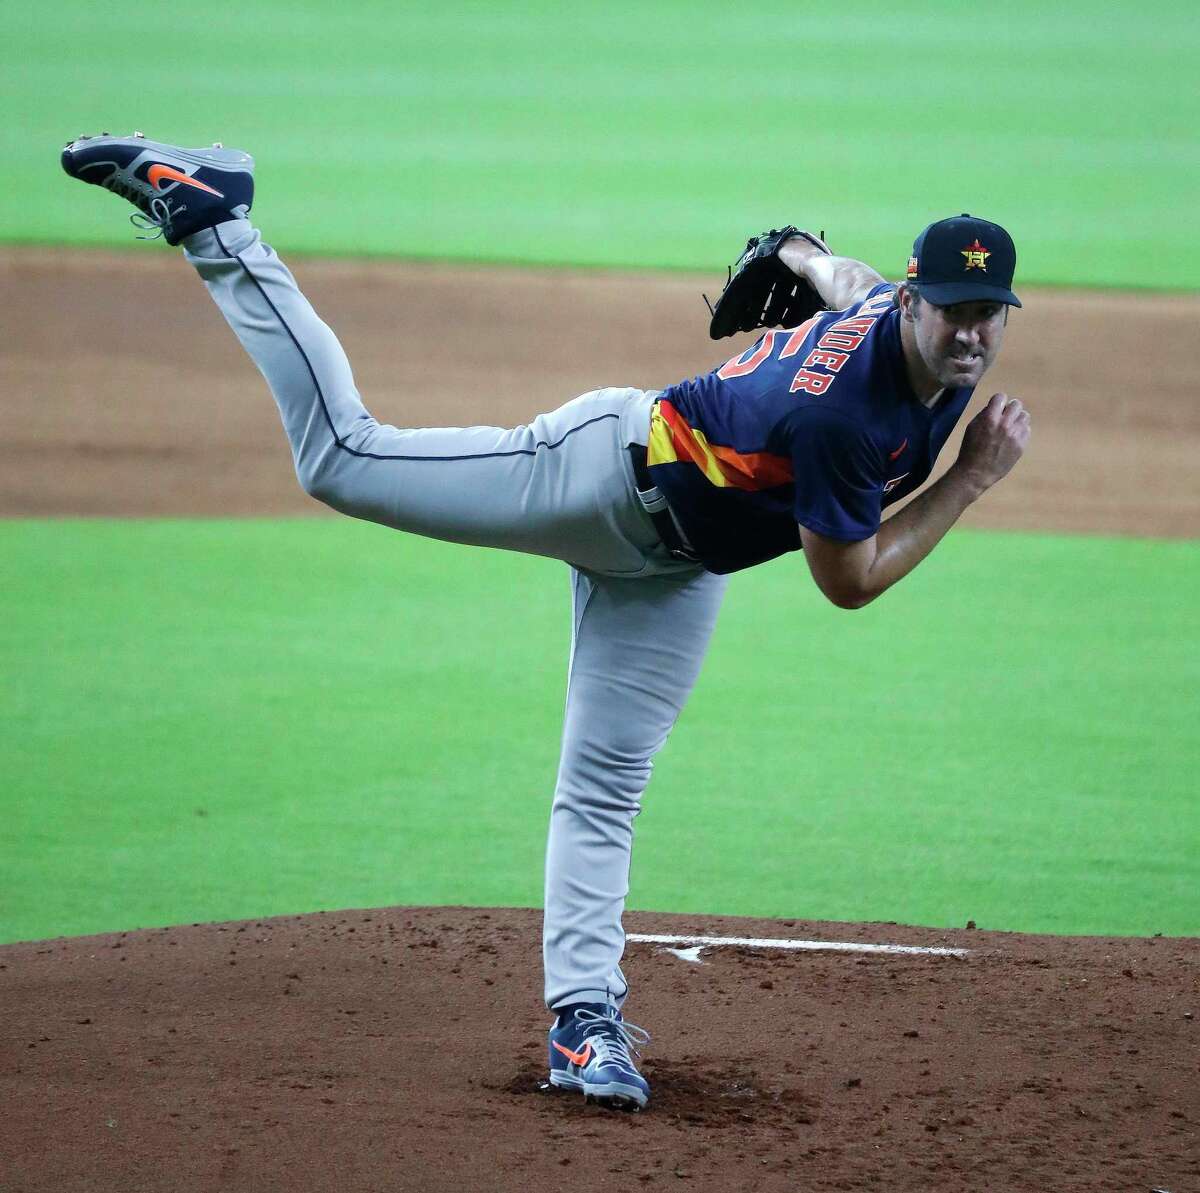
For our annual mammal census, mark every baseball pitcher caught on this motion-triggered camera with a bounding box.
[62,132,1030,1111]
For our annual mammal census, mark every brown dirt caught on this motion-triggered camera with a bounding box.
[3,246,1198,535]
[1,908,1197,1192]
[3,248,1199,1190]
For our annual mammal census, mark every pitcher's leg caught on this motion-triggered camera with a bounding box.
[183,220,656,573]
[542,565,728,1010]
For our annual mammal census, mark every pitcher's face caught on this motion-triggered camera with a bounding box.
[905,291,1008,390]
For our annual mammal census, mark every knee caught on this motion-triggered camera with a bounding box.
[298,463,333,505]
[294,448,342,507]
[556,740,653,814]
[294,419,385,509]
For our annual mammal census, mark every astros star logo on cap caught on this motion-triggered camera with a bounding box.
[961,239,991,271]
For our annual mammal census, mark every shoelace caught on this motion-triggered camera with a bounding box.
[572,1008,650,1073]
[102,172,181,241]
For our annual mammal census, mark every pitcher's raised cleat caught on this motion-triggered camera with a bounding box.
[62,132,254,246]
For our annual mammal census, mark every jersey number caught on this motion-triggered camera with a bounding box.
[717,307,887,397]
[715,318,818,381]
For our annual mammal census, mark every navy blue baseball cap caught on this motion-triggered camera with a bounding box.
[906,214,1021,308]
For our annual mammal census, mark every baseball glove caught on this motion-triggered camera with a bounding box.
[706,226,832,340]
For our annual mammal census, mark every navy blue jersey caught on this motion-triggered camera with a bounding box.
[646,283,973,574]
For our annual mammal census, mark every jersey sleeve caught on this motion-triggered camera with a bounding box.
[782,405,885,541]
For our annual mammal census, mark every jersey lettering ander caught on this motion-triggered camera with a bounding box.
[647,283,973,574]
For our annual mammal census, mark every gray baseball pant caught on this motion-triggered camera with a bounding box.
[183,220,728,1011]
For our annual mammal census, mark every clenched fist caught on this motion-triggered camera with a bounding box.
[954,392,1031,496]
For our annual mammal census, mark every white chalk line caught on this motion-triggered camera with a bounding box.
[627,932,968,958]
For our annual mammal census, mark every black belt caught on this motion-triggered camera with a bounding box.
[628,444,699,562]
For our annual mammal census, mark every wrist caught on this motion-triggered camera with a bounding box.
[944,461,988,504]
[778,236,825,277]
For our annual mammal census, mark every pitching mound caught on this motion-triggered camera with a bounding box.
[2,907,1196,1191]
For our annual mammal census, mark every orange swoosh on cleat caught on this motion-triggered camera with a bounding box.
[553,1040,593,1066]
[147,163,224,197]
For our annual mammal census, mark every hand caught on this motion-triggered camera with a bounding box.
[953,393,1031,497]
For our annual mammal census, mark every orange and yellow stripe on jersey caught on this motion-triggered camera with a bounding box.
[647,398,793,491]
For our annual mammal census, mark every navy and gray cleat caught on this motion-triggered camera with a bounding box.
[61,132,254,246]
[548,1003,650,1110]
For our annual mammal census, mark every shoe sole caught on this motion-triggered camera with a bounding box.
[63,135,254,176]
[548,1070,648,1110]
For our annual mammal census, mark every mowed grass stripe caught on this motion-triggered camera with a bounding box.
[1,520,1196,944]
[2,1,1197,288]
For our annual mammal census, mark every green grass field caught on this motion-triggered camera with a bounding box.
[3,2,1197,945]
[3,521,1196,945]
[3,1,1198,287]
